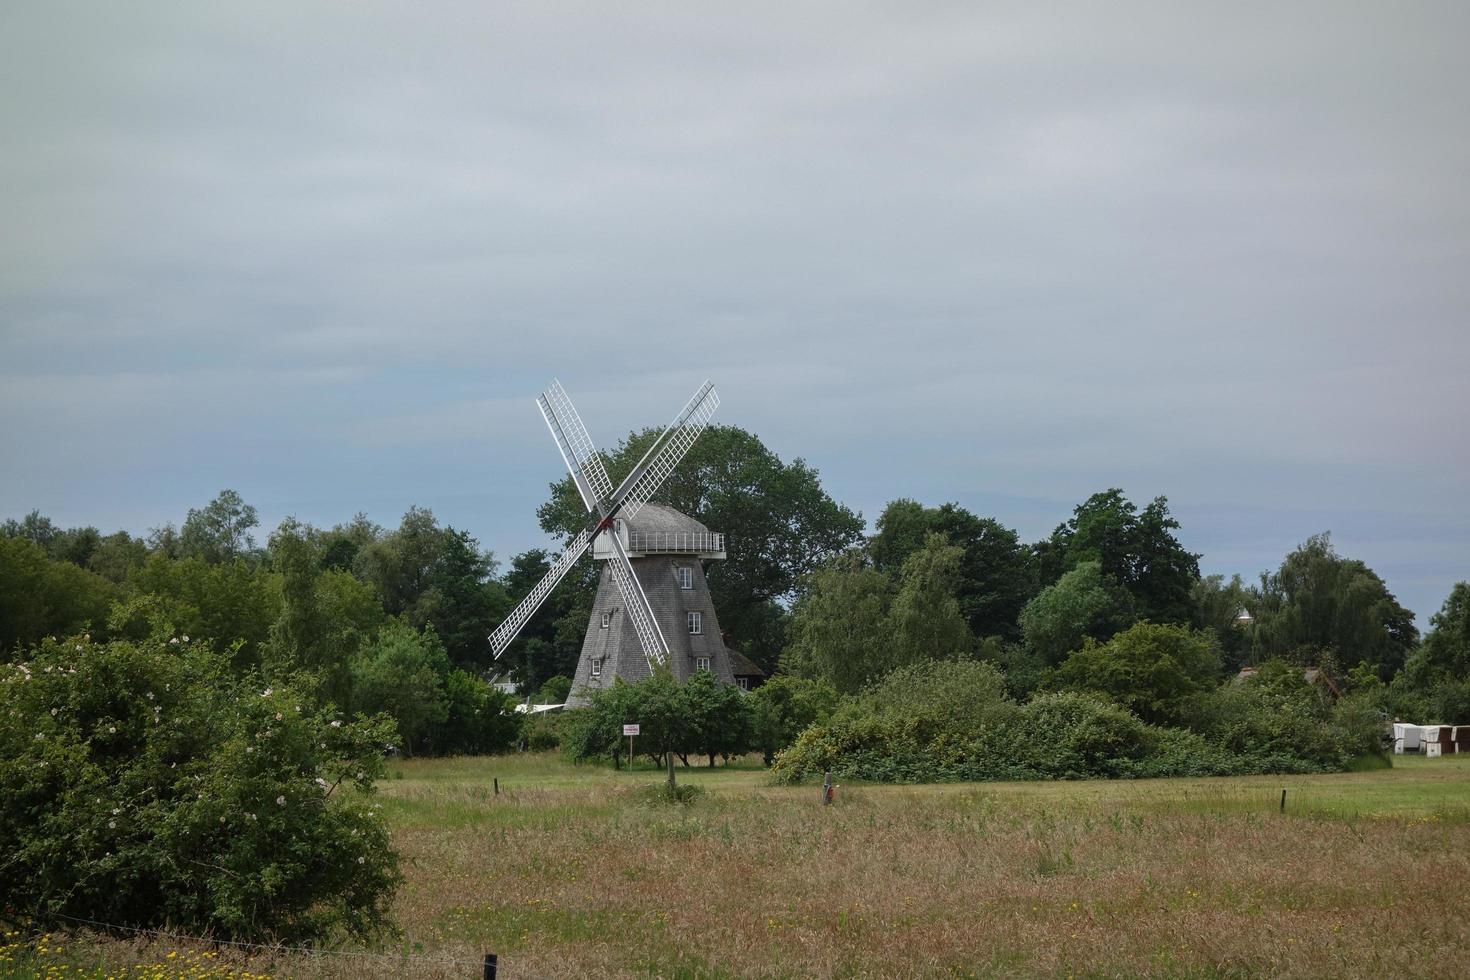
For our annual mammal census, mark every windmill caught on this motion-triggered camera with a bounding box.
[488,379,721,693]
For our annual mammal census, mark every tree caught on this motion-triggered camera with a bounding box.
[888,533,974,664]
[87,531,149,584]
[1191,573,1253,669]
[350,622,450,757]
[0,537,116,652]
[1018,560,1135,665]
[1052,621,1221,726]
[436,670,521,755]
[1390,582,1470,722]
[498,548,586,690]
[1042,490,1199,624]
[1411,581,1470,678]
[354,508,505,669]
[870,500,1030,639]
[317,513,382,572]
[180,490,260,564]
[750,675,841,765]
[681,669,753,766]
[127,553,280,669]
[538,425,864,671]
[538,675,573,704]
[781,552,894,693]
[264,519,384,703]
[1253,534,1417,678]
[1,510,59,550]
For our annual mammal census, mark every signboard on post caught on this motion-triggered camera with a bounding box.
[623,723,640,769]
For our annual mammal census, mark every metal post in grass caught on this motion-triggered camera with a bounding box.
[483,952,497,979]
[493,777,498,796]
[1280,789,1286,812]
[822,771,832,806]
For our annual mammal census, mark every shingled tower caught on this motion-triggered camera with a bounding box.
[567,503,733,705]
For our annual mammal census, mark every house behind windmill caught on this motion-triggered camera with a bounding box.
[568,503,751,706]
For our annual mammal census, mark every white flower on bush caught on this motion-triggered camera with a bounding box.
[276,795,286,806]
[330,720,342,728]
[357,856,366,865]
[274,712,283,721]
[108,820,116,829]
[34,733,44,741]
[146,692,154,701]
[50,708,57,716]
[169,637,179,645]
[356,772,365,780]
[261,687,273,697]
[107,725,116,734]
[74,644,82,651]
[182,635,189,642]
[112,808,120,815]
[315,777,328,790]
[245,746,254,754]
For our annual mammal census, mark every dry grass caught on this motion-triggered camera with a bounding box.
[20,754,1470,978]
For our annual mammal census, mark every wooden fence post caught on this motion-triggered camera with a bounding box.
[667,752,676,791]
[483,951,497,979]
[1280,789,1286,812]
[493,777,498,796]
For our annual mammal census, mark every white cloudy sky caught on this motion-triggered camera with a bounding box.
[2,2,1466,625]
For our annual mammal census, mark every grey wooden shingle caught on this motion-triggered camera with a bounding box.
[567,505,739,705]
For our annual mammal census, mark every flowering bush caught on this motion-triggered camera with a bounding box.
[0,633,401,943]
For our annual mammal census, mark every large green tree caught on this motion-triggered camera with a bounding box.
[1253,534,1417,678]
[180,489,260,564]
[1191,573,1253,669]
[350,621,450,757]
[265,518,384,703]
[127,553,280,668]
[1039,490,1199,624]
[537,425,864,671]
[870,500,1030,639]
[353,507,505,670]
[0,537,116,652]
[782,552,895,693]
[1018,560,1136,666]
[889,533,974,664]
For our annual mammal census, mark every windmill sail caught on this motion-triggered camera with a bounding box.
[488,378,718,670]
[487,527,594,658]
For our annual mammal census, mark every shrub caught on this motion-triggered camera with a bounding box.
[772,656,1377,785]
[750,675,841,765]
[564,670,755,767]
[0,633,401,943]
[1050,621,1221,725]
[437,669,521,755]
[524,710,567,752]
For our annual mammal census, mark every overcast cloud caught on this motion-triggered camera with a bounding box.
[2,2,1466,625]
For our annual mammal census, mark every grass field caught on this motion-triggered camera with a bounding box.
[9,753,1470,978]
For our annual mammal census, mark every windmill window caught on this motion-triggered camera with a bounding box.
[600,612,610,629]
[695,656,711,672]
[678,566,693,590]
[688,611,702,634]
[591,659,602,677]
[737,677,749,691]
